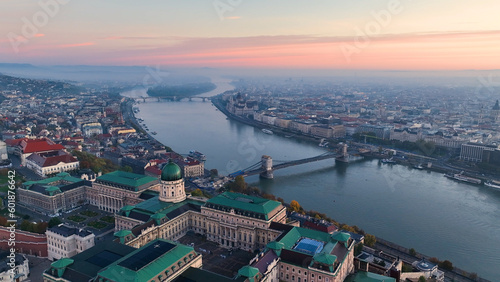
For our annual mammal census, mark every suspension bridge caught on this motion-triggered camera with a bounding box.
[229,144,369,179]
[136,96,211,102]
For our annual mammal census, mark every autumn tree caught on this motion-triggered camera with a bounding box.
[364,234,376,247]
[290,200,301,212]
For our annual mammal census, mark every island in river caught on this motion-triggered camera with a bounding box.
[147,82,216,98]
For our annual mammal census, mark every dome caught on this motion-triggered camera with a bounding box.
[161,160,182,181]
[493,100,500,110]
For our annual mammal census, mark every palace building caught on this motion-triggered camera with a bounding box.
[86,170,160,213]
[18,170,160,215]
[18,172,90,215]
[115,161,287,252]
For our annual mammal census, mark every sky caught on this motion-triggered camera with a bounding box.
[0,0,499,70]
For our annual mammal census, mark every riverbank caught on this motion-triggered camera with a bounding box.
[212,96,326,145]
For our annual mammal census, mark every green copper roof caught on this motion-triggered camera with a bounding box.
[238,266,260,278]
[132,196,203,215]
[344,271,396,282]
[278,227,333,250]
[51,258,74,269]
[97,239,196,282]
[161,160,182,181]
[266,241,285,250]
[331,231,350,242]
[96,171,158,190]
[205,192,282,220]
[45,186,62,196]
[121,205,135,211]
[312,252,337,265]
[114,230,133,238]
[23,172,83,188]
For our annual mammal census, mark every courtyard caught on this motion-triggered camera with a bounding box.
[177,231,257,278]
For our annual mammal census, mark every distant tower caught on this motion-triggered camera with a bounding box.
[491,100,500,123]
[159,159,186,203]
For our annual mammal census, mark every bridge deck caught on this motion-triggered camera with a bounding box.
[243,153,339,176]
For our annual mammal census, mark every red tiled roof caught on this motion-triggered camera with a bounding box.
[27,151,78,167]
[21,138,65,154]
[4,138,24,146]
[43,154,78,167]
[145,166,161,176]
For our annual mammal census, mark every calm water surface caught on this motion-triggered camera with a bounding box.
[122,81,500,280]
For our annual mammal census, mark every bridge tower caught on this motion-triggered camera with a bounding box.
[260,155,273,179]
[335,143,349,163]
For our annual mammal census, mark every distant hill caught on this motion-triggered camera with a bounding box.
[0,73,83,96]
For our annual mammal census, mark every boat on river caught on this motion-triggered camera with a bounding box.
[484,180,500,190]
[189,150,207,161]
[444,171,482,184]
[261,129,273,135]
[380,158,396,164]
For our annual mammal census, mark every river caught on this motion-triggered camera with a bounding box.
[121,79,500,280]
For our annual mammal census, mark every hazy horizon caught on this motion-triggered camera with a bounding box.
[2,1,499,71]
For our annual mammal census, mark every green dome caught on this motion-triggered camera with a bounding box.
[161,160,182,181]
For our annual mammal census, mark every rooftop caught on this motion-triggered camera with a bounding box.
[44,242,135,281]
[48,224,93,238]
[205,192,282,220]
[344,271,396,282]
[95,170,158,191]
[20,138,65,154]
[97,239,197,282]
[270,227,352,273]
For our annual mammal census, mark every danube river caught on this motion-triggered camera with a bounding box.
[122,80,500,280]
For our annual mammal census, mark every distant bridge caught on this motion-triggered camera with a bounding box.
[229,145,370,179]
[135,96,212,102]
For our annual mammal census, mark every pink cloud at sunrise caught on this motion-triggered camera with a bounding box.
[1,0,499,70]
[67,31,499,70]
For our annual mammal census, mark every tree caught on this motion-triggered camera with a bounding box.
[228,175,247,193]
[0,216,7,227]
[191,189,203,197]
[354,243,364,256]
[290,200,301,212]
[20,220,33,232]
[210,169,218,178]
[409,248,417,256]
[402,264,413,272]
[439,260,453,271]
[48,217,62,228]
[35,222,48,234]
[364,234,376,247]
[418,276,426,282]
[119,165,133,173]
[429,257,439,264]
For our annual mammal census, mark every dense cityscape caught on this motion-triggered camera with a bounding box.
[0,70,498,281]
